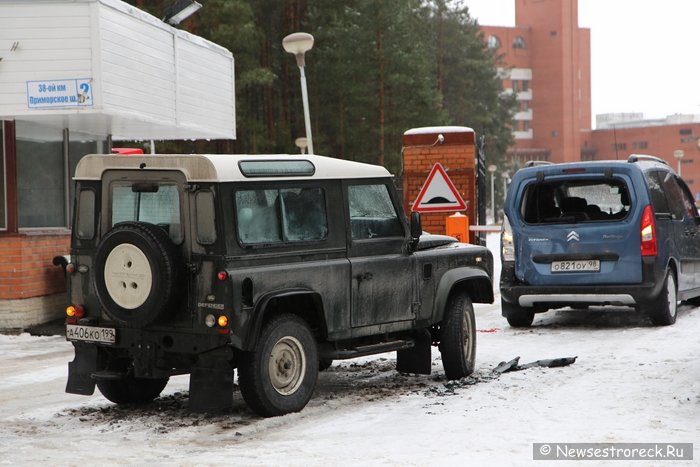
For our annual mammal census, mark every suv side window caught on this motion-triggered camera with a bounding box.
[235,187,328,245]
[348,184,403,239]
[76,188,95,240]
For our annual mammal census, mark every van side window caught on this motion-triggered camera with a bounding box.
[659,172,695,220]
[645,171,671,216]
[348,184,403,239]
[235,187,328,245]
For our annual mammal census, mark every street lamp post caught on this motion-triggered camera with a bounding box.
[295,137,308,154]
[488,165,497,223]
[674,149,685,176]
[501,172,510,202]
[283,32,315,155]
[162,0,202,25]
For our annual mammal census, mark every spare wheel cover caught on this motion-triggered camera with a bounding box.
[103,243,153,310]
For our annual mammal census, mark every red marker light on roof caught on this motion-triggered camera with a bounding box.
[217,271,229,281]
[112,148,144,155]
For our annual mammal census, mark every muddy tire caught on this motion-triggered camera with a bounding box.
[94,222,181,327]
[318,358,333,371]
[645,270,677,326]
[238,314,318,417]
[439,292,476,380]
[96,372,168,405]
[502,299,535,327]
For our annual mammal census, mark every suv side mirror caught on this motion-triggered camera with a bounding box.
[409,212,422,251]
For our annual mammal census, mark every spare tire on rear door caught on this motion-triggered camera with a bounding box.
[94,222,182,327]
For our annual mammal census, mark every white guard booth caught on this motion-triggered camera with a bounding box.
[0,0,235,140]
[0,0,235,331]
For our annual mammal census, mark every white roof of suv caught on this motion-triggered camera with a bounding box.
[74,153,391,182]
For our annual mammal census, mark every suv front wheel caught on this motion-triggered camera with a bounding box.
[238,314,319,417]
[439,292,476,380]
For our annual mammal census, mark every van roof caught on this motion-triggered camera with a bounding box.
[74,153,392,182]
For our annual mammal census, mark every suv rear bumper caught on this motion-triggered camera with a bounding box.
[500,260,665,309]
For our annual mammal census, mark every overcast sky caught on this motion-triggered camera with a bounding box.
[464,0,700,127]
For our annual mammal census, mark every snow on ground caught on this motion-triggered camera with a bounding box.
[0,235,699,465]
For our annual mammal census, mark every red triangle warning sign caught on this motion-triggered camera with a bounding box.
[412,163,467,213]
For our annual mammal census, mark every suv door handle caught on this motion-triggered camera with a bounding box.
[355,272,374,282]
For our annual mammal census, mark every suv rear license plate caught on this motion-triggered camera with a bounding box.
[550,259,600,273]
[66,324,116,344]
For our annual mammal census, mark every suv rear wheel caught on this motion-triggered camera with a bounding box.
[439,292,476,380]
[238,314,319,417]
[96,361,169,405]
[645,270,677,326]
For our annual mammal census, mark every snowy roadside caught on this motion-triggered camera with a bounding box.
[0,298,698,466]
[0,232,698,465]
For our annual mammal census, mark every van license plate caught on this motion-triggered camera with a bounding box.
[66,324,116,344]
[550,260,600,273]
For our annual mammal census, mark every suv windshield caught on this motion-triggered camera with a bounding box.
[520,179,630,224]
[111,182,183,243]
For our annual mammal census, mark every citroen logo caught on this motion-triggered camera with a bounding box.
[567,231,580,242]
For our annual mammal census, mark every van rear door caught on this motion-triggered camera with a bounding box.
[511,173,643,286]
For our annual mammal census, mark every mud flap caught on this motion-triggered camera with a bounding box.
[396,329,432,375]
[189,350,234,413]
[66,343,99,395]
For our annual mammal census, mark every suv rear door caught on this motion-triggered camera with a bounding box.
[509,169,643,286]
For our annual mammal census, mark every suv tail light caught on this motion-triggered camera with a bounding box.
[640,204,657,257]
[501,216,515,262]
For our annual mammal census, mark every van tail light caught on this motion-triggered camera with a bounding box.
[640,204,657,257]
[501,216,515,262]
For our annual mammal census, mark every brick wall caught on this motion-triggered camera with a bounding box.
[0,293,65,333]
[0,232,70,300]
[402,128,477,242]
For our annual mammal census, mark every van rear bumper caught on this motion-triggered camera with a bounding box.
[499,261,664,309]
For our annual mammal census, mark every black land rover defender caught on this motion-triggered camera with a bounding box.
[63,153,493,417]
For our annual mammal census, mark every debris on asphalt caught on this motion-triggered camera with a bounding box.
[494,356,577,373]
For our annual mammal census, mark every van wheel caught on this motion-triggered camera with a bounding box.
[645,270,677,326]
[238,314,318,417]
[94,222,182,327]
[502,299,535,327]
[439,292,476,380]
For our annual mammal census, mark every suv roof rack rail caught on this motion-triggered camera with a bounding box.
[627,154,669,166]
[524,160,553,168]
